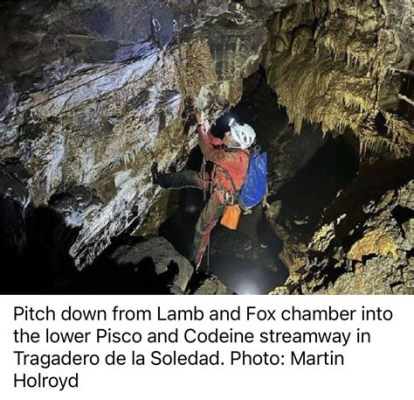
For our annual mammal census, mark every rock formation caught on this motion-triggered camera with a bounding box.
[0,0,412,294]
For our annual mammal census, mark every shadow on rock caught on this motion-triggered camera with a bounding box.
[1,204,79,293]
[78,236,194,294]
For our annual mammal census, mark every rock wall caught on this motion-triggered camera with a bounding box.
[302,178,414,294]
[262,0,414,295]
[0,0,281,268]
[264,0,414,161]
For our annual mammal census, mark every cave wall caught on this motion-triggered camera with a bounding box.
[302,177,414,294]
[261,0,414,295]
[264,0,414,160]
[0,0,293,268]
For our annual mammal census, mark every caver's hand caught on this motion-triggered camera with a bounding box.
[262,198,270,209]
[196,111,205,124]
[196,111,210,130]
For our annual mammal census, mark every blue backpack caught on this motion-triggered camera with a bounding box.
[239,147,268,210]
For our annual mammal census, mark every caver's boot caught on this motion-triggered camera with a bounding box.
[151,162,170,188]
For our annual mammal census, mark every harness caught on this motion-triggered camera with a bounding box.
[201,158,234,204]
[199,148,248,270]
[213,165,238,205]
[207,148,250,205]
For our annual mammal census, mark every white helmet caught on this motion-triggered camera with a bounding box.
[229,119,256,149]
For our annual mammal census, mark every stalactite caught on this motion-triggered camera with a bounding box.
[264,0,412,157]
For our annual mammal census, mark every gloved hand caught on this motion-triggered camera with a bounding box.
[262,197,270,209]
[196,111,210,130]
[196,111,205,124]
[262,186,270,209]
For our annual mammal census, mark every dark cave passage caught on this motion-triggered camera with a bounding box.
[274,133,360,244]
